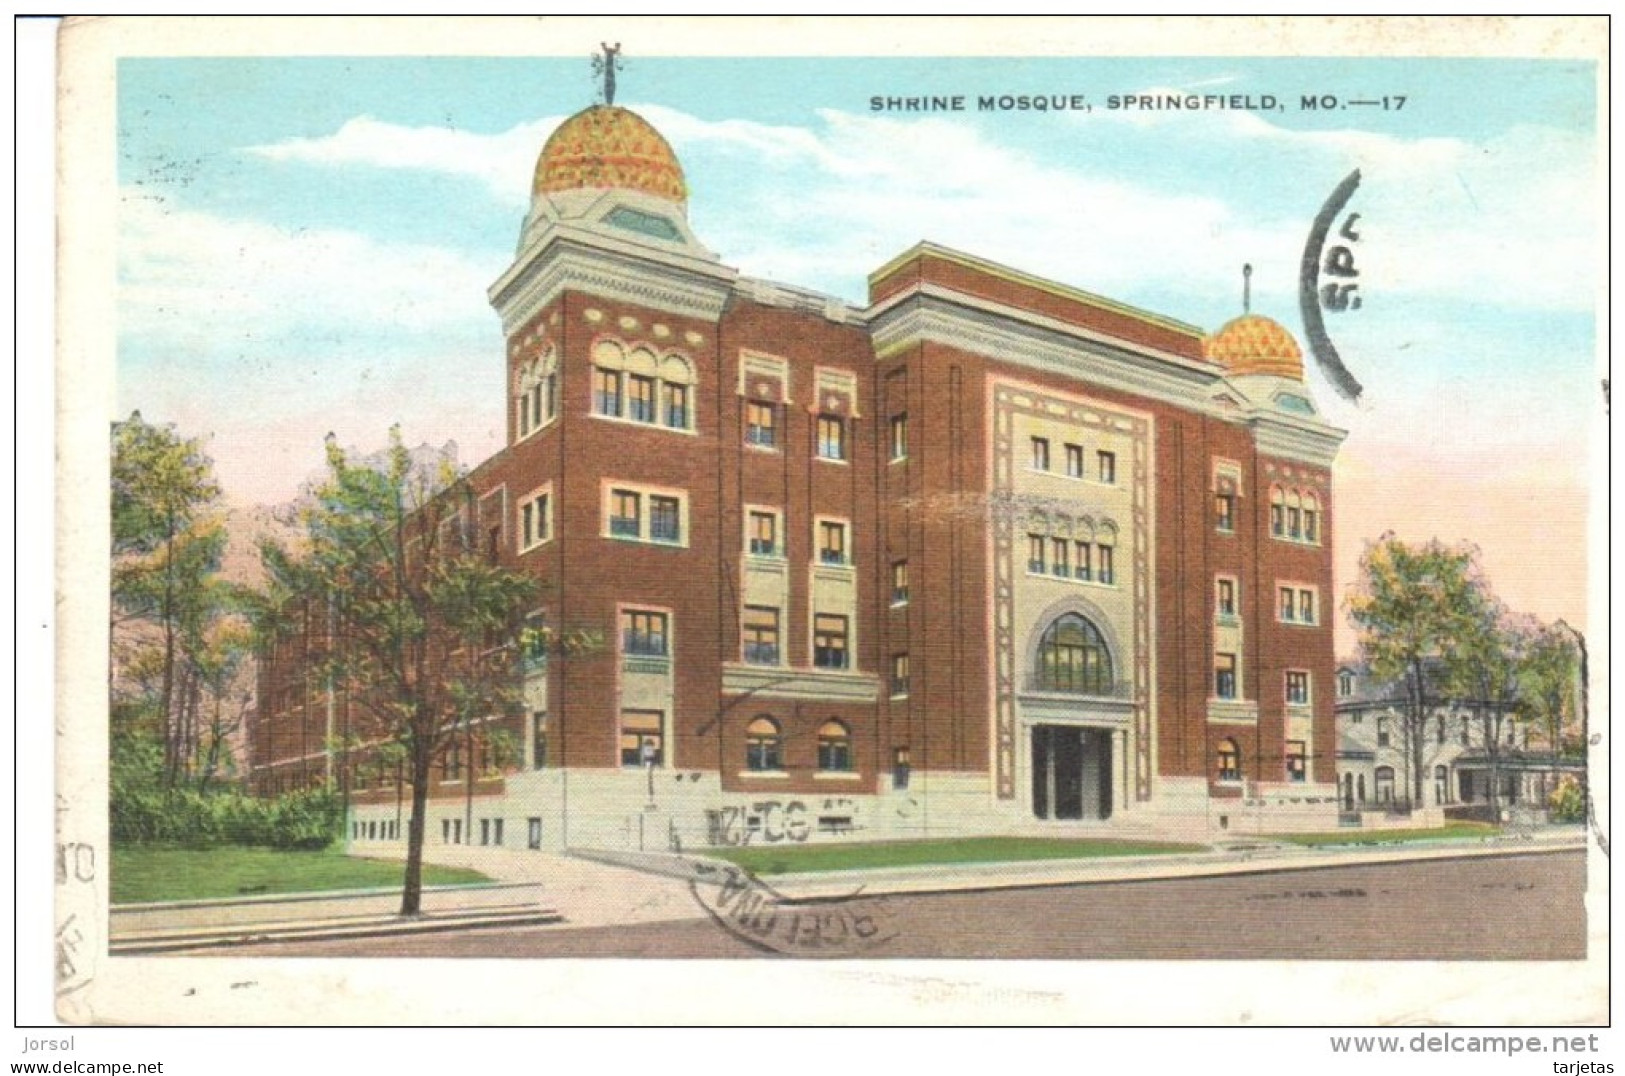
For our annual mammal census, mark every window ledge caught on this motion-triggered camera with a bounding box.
[889,455,908,465]
[815,456,850,466]
[513,416,559,442]
[744,442,780,454]
[518,538,555,555]
[814,771,862,781]
[737,770,790,780]
[590,412,698,437]
[603,534,689,550]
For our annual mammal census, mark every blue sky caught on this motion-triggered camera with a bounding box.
[114,51,1601,645]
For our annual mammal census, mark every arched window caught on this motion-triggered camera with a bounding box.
[817,720,851,772]
[1036,613,1113,694]
[1302,493,1320,544]
[1375,765,1396,804]
[1217,738,1241,782]
[1270,486,1286,537]
[1286,491,1303,539]
[660,354,694,430]
[745,716,783,772]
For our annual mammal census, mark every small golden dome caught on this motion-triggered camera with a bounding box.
[533,105,687,204]
[1205,314,1304,380]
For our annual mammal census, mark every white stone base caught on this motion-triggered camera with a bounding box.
[342,770,1349,853]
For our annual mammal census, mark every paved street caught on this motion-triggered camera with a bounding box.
[229,848,1585,960]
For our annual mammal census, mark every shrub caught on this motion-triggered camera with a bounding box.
[110,781,341,850]
[1549,774,1586,824]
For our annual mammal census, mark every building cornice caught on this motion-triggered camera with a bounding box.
[489,232,738,333]
[870,288,1223,412]
[1250,411,1348,469]
[868,241,1207,341]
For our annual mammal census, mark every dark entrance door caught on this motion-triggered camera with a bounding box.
[1031,725,1112,821]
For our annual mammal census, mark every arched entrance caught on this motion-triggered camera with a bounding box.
[1028,613,1116,821]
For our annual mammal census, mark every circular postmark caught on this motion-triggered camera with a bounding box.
[676,854,898,958]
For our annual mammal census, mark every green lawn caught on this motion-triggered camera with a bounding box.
[111,845,492,904]
[704,836,1205,876]
[1271,822,1500,847]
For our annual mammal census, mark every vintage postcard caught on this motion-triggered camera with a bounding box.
[47,16,1608,1029]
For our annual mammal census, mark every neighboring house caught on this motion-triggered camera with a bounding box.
[249,94,1347,851]
[1333,663,1581,818]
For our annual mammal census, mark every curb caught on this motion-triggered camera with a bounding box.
[110,905,564,954]
[570,832,1587,901]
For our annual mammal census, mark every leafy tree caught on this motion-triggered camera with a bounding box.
[1522,622,1582,760]
[256,428,537,916]
[1443,602,1534,811]
[111,412,232,791]
[1346,533,1485,807]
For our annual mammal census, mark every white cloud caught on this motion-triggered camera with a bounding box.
[1087,97,1598,312]
[227,102,1595,317]
[243,115,561,207]
[119,189,496,350]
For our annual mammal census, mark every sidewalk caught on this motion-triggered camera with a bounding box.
[574,826,1591,901]
[111,827,1590,951]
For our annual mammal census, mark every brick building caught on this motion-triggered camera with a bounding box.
[249,101,1346,851]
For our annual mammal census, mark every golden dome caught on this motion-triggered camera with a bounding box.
[532,105,687,204]
[1204,314,1303,380]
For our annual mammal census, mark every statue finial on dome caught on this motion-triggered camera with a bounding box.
[593,43,623,105]
[1243,263,1252,315]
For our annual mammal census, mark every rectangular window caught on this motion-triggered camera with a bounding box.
[444,741,463,781]
[1286,741,1307,783]
[748,510,778,556]
[891,559,909,604]
[1304,506,1319,543]
[1215,493,1235,532]
[1065,443,1084,478]
[1031,436,1050,471]
[1050,538,1070,578]
[819,520,848,565]
[1074,541,1092,582]
[594,368,622,417]
[532,712,548,770]
[628,373,657,423]
[1271,503,1285,537]
[610,489,642,537]
[813,614,849,669]
[1027,534,1046,574]
[1377,716,1391,747]
[1216,577,1236,618]
[663,382,689,429]
[1286,670,1310,706]
[619,710,664,767]
[1287,506,1302,539]
[1298,588,1316,625]
[891,652,910,697]
[1098,450,1117,484]
[1280,587,1296,622]
[519,492,551,551]
[742,606,780,666]
[817,414,846,460]
[649,495,681,543]
[1215,653,1237,700]
[545,373,558,423]
[746,400,777,447]
[1097,545,1114,585]
[621,609,668,657]
[890,414,909,460]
